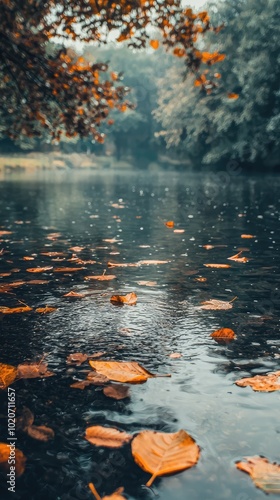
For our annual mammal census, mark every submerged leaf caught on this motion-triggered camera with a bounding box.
[236,456,280,494]
[85,426,132,448]
[132,429,200,487]
[27,425,55,442]
[235,370,280,392]
[103,384,130,400]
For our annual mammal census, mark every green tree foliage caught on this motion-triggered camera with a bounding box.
[155,0,280,169]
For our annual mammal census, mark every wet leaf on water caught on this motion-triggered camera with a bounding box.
[138,260,170,265]
[174,229,185,234]
[228,251,249,263]
[67,353,88,365]
[131,429,200,487]
[200,297,237,310]
[203,245,228,250]
[23,256,34,261]
[26,266,53,273]
[36,306,57,314]
[17,361,55,379]
[235,370,280,392]
[137,281,157,286]
[0,443,26,477]
[0,305,32,314]
[150,39,159,49]
[195,277,207,282]
[107,262,137,268]
[241,234,255,239]
[70,380,93,390]
[63,291,85,298]
[203,263,231,269]
[89,360,170,384]
[27,425,55,442]
[165,221,175,228]
[85,274,116,281]
[41,251,65,257]
[236,456,280,494]
[227,92,239,99]
[87,371,109,384]
[53,267,85,272]
[16,407,34,431]
[85,426,132,448]
[0,363,17,389]
[89,483,125,500]
[27,279,49,285]
[103,384,130,400]
[69,246,84,252]
[0,231,12,236]
[110,292,137,306]
[210,328,236,340]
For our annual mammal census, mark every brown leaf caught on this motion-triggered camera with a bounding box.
[0,305,32,314]
[200,297,237,310]
[0,363,17,389]
[195,277,207,282]
[87,372,109,384]
[228,251,249,263]
[36,306,57,314]
[70,380,93,390]
[67,353,88,365]
[103,384,130,400]
[235,370,280,392]
[85,426,132,448]
[26,425,55,442]
[203,263,231,269]
[69,246,84,252]
[110,292,137,306]
[169,353,182,359]
[26,266,53,273]
[0,443,26,477]
[17,361,54,379]
[16,407,34,431]
[210,328,236,340]
[89,360,169,384]
[64,291,85,298]
[131,429,200,487]
[236,456,280,494]
[85,274,116,281]
[27,279,49,285]
[150,39,159,50]
[41,251,65,257]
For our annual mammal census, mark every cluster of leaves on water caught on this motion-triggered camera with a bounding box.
[0,219,279,495]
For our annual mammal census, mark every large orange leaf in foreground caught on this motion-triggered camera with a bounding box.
[235,370,280,392]
[85,426,132,448]
[89,360,170,384]
[132,429,200,487]
[236,456,280,494]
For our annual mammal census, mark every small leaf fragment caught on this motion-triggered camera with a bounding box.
[110,292,137,305]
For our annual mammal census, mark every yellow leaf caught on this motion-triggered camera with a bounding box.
[236,457,280,494]
[89,360,170,384]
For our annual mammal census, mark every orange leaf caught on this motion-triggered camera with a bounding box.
[241,234,255,239]
[150,40,159,50]
[203,263,231,269]
[110,292,137,305]
[64,291,85,298]
[200,297,237,310]
[173,48,185,57]
[165,221,175,228]
[17,362,54,379]
[36,306,57,314]
[0,443,26,477]
[228,92,239,99]
[89,483,125,500]
[131,430,200,487]
[210,328,236,340]
[53,267,84,272]
[236,457,280,494]
[85,426,132,448]
[228,251,249,263]
[89,360,169,384]
[85,274,116,281]
[0,363,17,389]
[26,266,53,273]
[0,305,32,314]
[103,384,130,400]
[235,370,280,392]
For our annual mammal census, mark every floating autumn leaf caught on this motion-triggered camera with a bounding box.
[137,281,157,286]
[17,361,54,379]
[235,370,280,392]
[63,291,85,298]
[36,306,57,314]
[89,483,125,500]
[228,251,249,263]
[203,245,228,250]
[150,39,159,49]
[23,256,34,261]
[89,360,170,384]
[54,267,85,272]
[70,380,93,390]
[200,297,237,310]
[169,353,182,359]
[41,251,65,257]
[236,457,280,494]
[241,234,255,239]
[0,443,26,477]
[110,292,137,306]
[107,262,137,268]
[165,221,175,228]
[85,274,116,281]
[210,328,236,340]
[111,203,125,209]
[26,266,53,273]
[195,277,207,282]
[203,263,231,269]
[228,92,239,99]
[69,246,84,252]
[103,238,118,243]
[0,363,17,389]
[27,279,49,285]
[87,372,109,384]
[131,429,200,487]
[0,305,32,314]
[174,229,185,234]
[0,230,12,236]
[103,384,130,400]
[85,426,132,448]
[66,353,88,365]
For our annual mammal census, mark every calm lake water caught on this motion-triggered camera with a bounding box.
[0,169,279,500]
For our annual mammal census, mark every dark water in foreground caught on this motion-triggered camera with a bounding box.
[0,170,279,500]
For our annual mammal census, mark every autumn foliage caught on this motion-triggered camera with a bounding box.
[0,0,220,141]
